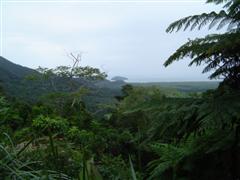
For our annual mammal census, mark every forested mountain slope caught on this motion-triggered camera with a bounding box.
[0,56,122,111]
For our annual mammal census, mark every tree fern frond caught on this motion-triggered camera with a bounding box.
[166,10,231,32]
[164,32,240,81]
[208,10,228,29]
[227,20,239,30]
[206,0,229,5]
[202,56,221,73]
[217,17,232,29]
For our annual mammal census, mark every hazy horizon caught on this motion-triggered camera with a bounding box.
[1,0,224,82]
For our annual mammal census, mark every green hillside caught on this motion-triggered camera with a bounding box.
[0,56,122,111]
[132,81,219,92]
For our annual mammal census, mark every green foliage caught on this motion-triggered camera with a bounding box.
[36,62,107,83]
[0,97,9,120]
[166,0,240,32]
[148,143,191,180]
[118,87,166,112]
[0,97,26,134]
[32,115,69,135]
[0,133,71,179]
[67,127,95,147]
[1,79,240,179]
[132,81,219,93]
[1,3,240,177]
[98,155,131,180]
[165,0,240,88]
[129,156,138,180]
[164,32,240,81]
[0,133,40,179]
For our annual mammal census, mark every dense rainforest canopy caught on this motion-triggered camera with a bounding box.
[0,0,240,179]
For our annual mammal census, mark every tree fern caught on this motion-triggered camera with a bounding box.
[164,32,240,87]
[165,0,240,88]
[166,0,240,32]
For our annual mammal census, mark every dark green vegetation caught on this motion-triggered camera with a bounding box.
[1,0,240,179]
[132,81,219,93]
[0,56,123,113]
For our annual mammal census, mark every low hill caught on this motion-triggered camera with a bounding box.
[131,81,219,92]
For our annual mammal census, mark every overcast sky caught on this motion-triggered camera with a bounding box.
[1,0,223,82]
